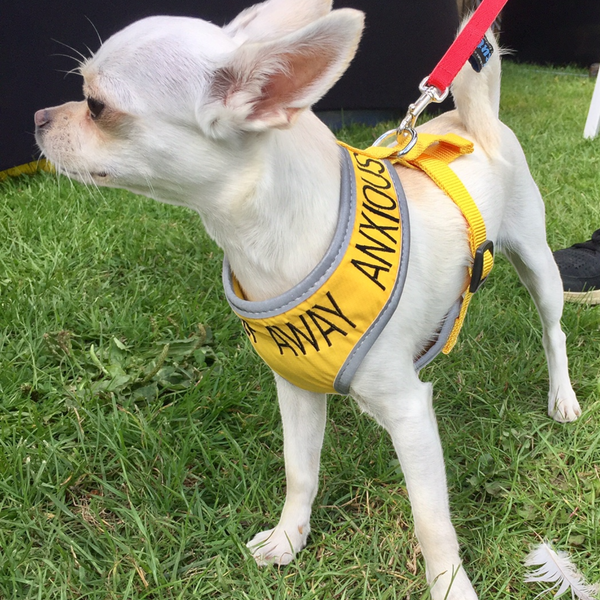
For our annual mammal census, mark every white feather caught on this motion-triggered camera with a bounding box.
[524,542,599,600]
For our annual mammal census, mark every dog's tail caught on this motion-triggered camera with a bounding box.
[451,24,502,155]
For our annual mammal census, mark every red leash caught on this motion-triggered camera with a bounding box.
[370,0,507,351]
[427,0,509,94]
[374,0,509,151]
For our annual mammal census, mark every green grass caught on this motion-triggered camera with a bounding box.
[1,62,600,599]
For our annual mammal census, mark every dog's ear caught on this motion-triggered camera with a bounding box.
[200,9,364,135]
[224,0,333,42]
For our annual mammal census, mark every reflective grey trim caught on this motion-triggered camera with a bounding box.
[222,145,463,395]
[413,299,462,372]
[333,159,410,394]
[222,145,355,318]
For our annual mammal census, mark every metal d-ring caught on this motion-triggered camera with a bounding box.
[373,128,399,148]
[373,126,418,156]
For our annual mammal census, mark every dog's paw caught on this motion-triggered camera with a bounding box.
[548,392,581,423]
[247,524,309,566]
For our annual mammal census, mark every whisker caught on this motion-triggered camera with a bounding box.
[61,67,84,79]
[53,159,64,193]
[85,16,104,48]
[50,52,85,64]
[90,173,101,193]
[144,175,157,199]
[51,39,88,64]
[31,151,50,180]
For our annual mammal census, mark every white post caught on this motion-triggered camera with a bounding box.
[584,74,600,139]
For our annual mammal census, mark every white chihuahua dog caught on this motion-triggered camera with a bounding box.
[35,0,581,598]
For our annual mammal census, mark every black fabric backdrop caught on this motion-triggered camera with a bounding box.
[4,1,600,173]
[1,0,460,173]
[501,0,600,67]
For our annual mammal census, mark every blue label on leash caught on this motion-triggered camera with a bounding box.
[468,35,493,73]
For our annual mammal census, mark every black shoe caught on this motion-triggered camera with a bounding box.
[553,229,600,304]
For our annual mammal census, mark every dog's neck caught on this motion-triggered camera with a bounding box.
[201,112,341,302]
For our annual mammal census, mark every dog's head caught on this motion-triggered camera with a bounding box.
[35,0,364,206]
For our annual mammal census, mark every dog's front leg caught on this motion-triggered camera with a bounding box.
[365,378,478,600]
[247,375,327,566]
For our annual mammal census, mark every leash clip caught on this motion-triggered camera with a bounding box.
[469,240,494,293]
[373,77,449,156]
[398,78,449,133]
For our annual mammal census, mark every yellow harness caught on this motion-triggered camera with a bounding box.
[343,132,495,354]
[223,133,494,394]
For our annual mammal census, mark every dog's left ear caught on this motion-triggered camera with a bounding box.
[199,8,364,135]
[224,0,333,42]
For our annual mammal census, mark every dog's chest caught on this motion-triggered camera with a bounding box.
[223,146,410,394]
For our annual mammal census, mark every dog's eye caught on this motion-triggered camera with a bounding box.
[87,97,105,119]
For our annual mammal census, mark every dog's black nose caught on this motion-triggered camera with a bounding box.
[34,109,52,129]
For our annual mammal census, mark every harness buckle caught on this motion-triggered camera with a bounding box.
[469,240,494,293]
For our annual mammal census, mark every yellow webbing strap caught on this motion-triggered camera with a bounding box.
[0,160,53,182]
[339,132,494,354]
